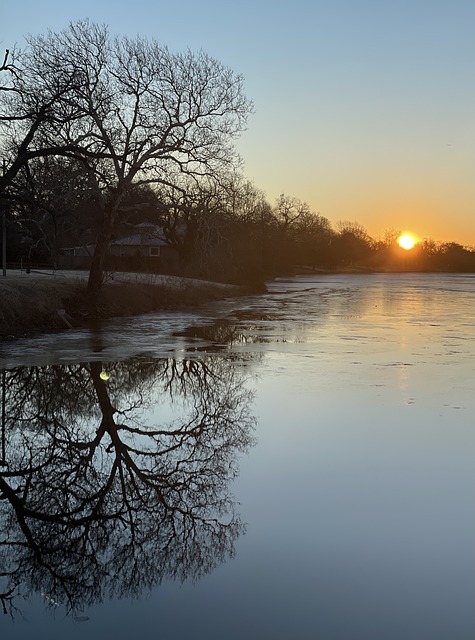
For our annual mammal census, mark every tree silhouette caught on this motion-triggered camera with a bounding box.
[1,22,252,294]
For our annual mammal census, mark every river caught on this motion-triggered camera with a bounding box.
[1,273,474,639]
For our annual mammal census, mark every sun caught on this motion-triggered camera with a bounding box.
[397,233,416,250]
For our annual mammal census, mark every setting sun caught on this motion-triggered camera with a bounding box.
[398,234,416,250]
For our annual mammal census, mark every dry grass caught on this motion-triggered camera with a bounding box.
[0,277,85,338]
[68,279,242,320]
[0,271,247,339]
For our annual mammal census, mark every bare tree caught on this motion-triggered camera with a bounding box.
[335,220,371,240]
[333,220,374,266]
[380,227,401,249]
[272,194,310,232]
[2,21,252,296]
[7,156,98,265]
[0,48,80,198]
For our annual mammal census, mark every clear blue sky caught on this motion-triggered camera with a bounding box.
[2,0,474,244]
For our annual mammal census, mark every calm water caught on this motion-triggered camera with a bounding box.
[1,273,474,639]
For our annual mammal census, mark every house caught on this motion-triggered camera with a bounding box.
[108,223,167,258]
[59,223,179,272]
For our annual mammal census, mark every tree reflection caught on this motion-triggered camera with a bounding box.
[0,356,256,616]
[175,318,270,352]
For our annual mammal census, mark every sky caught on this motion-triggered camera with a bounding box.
[2,0,474,245]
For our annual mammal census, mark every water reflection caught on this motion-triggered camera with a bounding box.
[174,318,270,351]
[0,356,256,617]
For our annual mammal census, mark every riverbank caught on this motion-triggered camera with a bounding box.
[0,270,257,339]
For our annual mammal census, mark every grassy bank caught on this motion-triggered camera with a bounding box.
[0,271,255,340]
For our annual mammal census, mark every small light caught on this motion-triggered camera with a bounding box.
[99,370,110,381]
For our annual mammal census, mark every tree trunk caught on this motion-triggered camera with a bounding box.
[87,205,117,298]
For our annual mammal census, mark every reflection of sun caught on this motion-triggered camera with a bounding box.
[398,234,416,250]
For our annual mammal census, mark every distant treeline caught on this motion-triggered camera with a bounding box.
[3,170,474,284]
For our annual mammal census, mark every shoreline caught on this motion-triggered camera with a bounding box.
[2,267,472,341]
[0,270,258,340]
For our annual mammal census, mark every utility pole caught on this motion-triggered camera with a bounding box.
[2,201,6,277]
[1,370,6,466]
[2,158,6,277]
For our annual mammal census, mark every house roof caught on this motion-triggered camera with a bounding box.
[111,233,167,247]
[111,223,167,247]
[60,224,169,251]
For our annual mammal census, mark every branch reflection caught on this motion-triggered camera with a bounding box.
[0,356,256,617]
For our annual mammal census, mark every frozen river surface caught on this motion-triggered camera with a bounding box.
[1,273,474,639]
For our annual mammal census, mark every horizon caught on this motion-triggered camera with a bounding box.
[2,0,474,245]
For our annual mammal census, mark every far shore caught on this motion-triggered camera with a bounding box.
[0,269,258,340]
